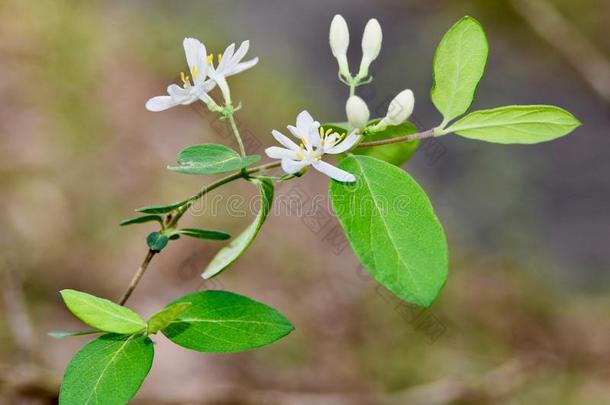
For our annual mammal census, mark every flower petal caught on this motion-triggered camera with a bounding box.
[312,160,356,182]
[232,41,250,64]
[145,96,179,112]
[325,131,361,154]
[167,84,196,104]
[272,130,301,151]
[265,146,301,160]
[296,111,315,131]
[183,38,207,85]
[217,43,236,72]
[229,57,259,75]
[281,158,309,174]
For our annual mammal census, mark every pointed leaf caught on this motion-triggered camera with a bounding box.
[441,105,581,144]
[330,156,448,307]
[162,291,294,352]
[175,228,231,241]
[59,334,154,405]
[202,177,274,278]
[136,199,188,214]
[60,290,147,334]
[120,215,163,227]
[147,302,192,335]
[432,16,488,124]
[168,144,260,175]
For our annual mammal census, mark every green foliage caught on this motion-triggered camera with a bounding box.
[120,215,163,227]
[60,290,147,334]
[440,105,582,144]
[49,330,100,339]
[168,144,260,175]
[174,228,231,241]
[136,200,188,214]
[330,156,448,307]
[59,334,154,405]
[147,302,192,334]
[356,121,420,166]
[431,16,488,125]
[146,232,169,252]
[202,177,274,279]
[162,291,294,352]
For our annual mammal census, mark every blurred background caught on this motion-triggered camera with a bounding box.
[1,0,609,404]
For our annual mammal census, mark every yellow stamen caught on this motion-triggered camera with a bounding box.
[296,153,304,160]
[319,127,324,137]
[325,128,333,137]
[218,53,223,63]
[191,65,198,80]
[299,142,305,150]
[207,53,214,66]
[180,71,190,86]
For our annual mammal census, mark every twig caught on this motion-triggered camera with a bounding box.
[358,129,436,148]
[118,249,156,305]
[509,0,610,103]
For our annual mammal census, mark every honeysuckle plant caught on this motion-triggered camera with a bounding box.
[54,15,581,404]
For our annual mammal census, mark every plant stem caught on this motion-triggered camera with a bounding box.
[227,113,246,157]
[358,128,436,148]
[118,249,156,305]
[117,160,281,306]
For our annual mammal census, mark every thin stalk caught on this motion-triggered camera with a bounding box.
[118,249,156,305]
[227,113,246,157]
[358,128,436,148]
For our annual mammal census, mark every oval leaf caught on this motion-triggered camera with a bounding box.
[60,290,147,334]
[168,144,260,175]
[330,156,448,307]
[202,177,274,279]
[354,121,420,166]
[146,232,169,252]
[147,302,192,335]
[431,16,488,124]
[441,105,581,144]
[59,334,153,405]
[162,290,294,352]
[175,228,231,241]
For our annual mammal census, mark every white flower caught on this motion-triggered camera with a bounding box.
[345,96,370,129]
[265,111,361,182]
[207,41,259,103]
[146,38,215,112]
[358,18,383,78]
[145,38,258,111]
[329,15,350,78]
[378,89,415,127]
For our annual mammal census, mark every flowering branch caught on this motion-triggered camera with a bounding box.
[358,128,436,148]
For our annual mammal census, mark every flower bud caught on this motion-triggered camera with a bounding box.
[379,89,414,127]
[346,96,370,129]
[329,14,351,78]
[358,18,382,77]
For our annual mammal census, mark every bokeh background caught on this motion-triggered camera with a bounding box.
[1,0,609,404]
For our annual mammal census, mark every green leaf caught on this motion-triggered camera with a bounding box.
[60,290,147,334]
[431,16,488,124]
[330,156,448,307]
[168,144,260,175]
[162,291,294,352]
[136,199,188,214]
[120,215,163,227]
[49,330,100,339]
[147,302,192,335]
[146,232,169,252]
[441,105,581,144]
[59,334,154,405]
[354,121,420,166]
[175,228,231,241]
[202,177,274,279]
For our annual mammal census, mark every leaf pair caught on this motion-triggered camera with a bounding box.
[432,16,580,143]
[58,290,294,404]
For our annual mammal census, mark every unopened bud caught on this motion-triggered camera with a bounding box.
[379,89,414,127]
[346,96,370,128]
[330,15,351,78]
[358,18,382,77]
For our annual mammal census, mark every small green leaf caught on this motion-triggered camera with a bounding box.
[162,291,294,352]
[354,120,420,166]
[59,334,154,405]
[136,199,188,214]
[441,105,581,144]
[60,290,147,334]
[175,228,231,241]
[168,144,260,175]
[146,232,169,252]
[120,215,163,227]
[432,16,489,124]
[202,177,274,279]
[330,156,448,307]
[49,330,100,339]
[147,302,192,334]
